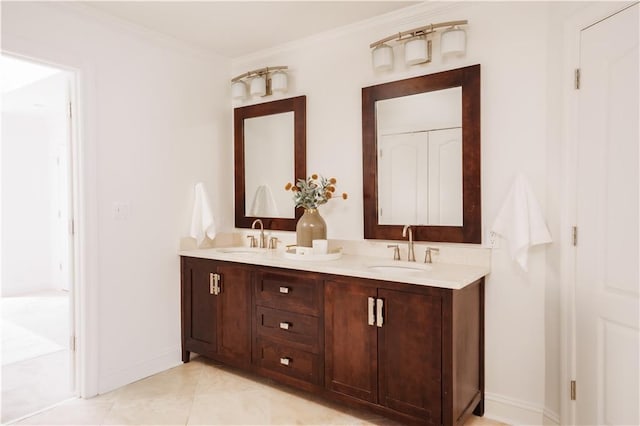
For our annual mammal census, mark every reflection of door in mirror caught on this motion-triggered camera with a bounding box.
[244,112,294,219]
[376,87,462,226]
[378,129,462,225]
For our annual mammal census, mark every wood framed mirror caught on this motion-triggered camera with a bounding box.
[362,65,481,243]
[234,95,306,230]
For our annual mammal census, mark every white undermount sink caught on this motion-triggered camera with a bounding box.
[367,263,432,274]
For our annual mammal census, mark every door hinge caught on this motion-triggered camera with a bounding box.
[70,336,77,352]
[68,102,73,118]
[572,226,578,246]
[574,68,581,90]
[570,380,576,400]
[69,219,75,236]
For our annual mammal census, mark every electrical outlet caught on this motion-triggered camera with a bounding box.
[487,230,500,248]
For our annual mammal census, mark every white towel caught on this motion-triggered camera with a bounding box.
[491,173,552,271]
[189,182,217,246]
[249,184,279,217]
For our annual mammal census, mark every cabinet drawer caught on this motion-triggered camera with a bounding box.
[254,339,320,385]
[255,271,321,316]
[256,306,319,353]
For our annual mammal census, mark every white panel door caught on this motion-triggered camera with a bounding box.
[427,128,462,226]
[378,132,428,225]
[576,4,639,425]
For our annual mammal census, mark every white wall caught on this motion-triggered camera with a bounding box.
[231,2,556,424]
[1,2,232,395]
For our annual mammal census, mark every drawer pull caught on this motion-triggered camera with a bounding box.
[280,357,291,366]
[376,298,384,328]
[209,273,221,296]
[367,297,375,326]
[279,286,290,294]
[279,322,291,330]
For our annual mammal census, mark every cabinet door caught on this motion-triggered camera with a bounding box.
[216,263,252,365]
[181,258,218,358]
[378,289,442,424]
[324,279,378,403]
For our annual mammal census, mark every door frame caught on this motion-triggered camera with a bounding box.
[559,2,637,425]
[1,50,82,395]
[2,33,101,398]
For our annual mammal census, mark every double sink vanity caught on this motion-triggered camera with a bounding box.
[180,64,486,425]
[180,243,488,426]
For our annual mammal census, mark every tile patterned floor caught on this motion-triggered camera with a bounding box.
[13,356,508,425]
[2,291,74,424]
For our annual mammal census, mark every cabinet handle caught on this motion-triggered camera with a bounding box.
[210,273,221,296]
[279,322,291,330]
[376,298,384,328]
[279,357,291,366]
[279,286,290,294]
[367,297,375,326]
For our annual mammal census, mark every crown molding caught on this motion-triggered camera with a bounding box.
[51,2,227,63]
[232,1,468,66]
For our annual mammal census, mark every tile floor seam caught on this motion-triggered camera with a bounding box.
[182,366,200,426]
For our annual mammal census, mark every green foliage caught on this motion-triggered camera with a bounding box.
[286,174,345,210]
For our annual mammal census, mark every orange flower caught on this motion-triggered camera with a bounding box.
[286,174,347,209]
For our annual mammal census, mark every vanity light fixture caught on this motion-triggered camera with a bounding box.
[370,20,468,70]
[270,70,288,93]
[372,43,394,71]
[231,80,247,100]
[404,35,430,66]
[250,75,266,97]
[231,66,288,100]
[440,26,466,56]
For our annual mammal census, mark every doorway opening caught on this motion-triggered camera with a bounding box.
[1,53,78,423]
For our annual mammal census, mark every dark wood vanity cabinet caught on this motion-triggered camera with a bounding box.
[180,257,252,368]
[253,269,324,387]
[180,256,484,426]
[325,282,444,423]
[325,278,482,425]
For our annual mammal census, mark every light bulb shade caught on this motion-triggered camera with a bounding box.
[404,37,429,66]
[231,80,247,100]
[372,44,393,71]
[250,75,266,97]
[271,70,288,93]
[441,27,466,56]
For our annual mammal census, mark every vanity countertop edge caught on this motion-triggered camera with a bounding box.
[179,248,489,290]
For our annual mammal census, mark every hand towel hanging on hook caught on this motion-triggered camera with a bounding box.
[189,182,217,247]
[491,173,552,271]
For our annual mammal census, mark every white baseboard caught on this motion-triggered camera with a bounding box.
[98,346,182,395]
[485,392,559,425]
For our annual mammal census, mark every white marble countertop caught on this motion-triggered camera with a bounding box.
[179,247,490,290]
